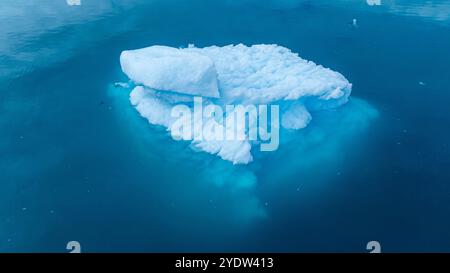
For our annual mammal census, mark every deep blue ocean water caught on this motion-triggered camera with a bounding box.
[1,0,450,252]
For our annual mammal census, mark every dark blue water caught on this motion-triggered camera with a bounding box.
[1,0,450,252]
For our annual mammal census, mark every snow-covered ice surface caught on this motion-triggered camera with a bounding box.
[120,44,353,164]
[121,46,220,98]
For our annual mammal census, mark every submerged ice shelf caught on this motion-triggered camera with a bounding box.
[120,44,353,164]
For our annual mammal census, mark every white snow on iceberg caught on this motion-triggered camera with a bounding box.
[120,44,352,164]
[121,46,220,98]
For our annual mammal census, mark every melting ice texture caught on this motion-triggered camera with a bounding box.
[120,44,353,164]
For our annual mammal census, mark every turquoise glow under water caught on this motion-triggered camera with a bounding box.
[1,0,450,252]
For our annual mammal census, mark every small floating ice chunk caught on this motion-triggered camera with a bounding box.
[114,82,130,88]
[120,46,220,98]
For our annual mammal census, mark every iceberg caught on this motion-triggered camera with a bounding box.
[121,46,220,98]
[120,44,352,164]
